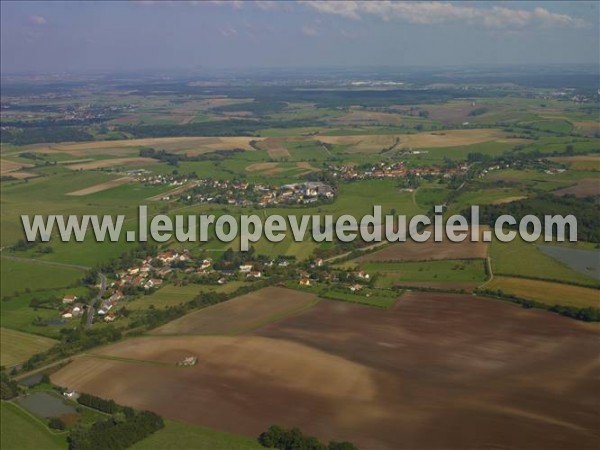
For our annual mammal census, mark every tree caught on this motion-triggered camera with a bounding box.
[48,417,66,430]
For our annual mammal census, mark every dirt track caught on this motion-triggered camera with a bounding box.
[52,291,599,450]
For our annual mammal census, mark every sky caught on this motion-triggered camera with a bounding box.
[1,1,598,74]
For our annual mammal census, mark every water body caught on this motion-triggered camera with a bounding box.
[538,245,600,280]
[15,392,76,418]
[19,373,43,387]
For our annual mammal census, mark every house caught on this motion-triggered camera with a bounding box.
[61,310,73,319]
[299,278,311,287]
[63,390,78,399]
[239,264,253,273]
[353,270,370,280]
[247,271,262,279]
[62,294,77,304]
[104,313,116,323]
[217,277,226,285]
[71,304,84,316]
[349,284,363,292]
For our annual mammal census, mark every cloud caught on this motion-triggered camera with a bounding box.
[301,25,319,37]
[302,1,587,29]
[218,25,238,37]
[29,15,47,25]
[209,0,244,9]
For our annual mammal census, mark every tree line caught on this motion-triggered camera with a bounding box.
[259,425,357,450]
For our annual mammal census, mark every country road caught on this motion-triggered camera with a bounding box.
[86,272,107,328]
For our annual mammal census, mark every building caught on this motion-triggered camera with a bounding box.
[62,294,77,304]
[239,264,253,273]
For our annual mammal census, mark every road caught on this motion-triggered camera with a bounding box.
[86,272,107,328]
[0,254,90,271]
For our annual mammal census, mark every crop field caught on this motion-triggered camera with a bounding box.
[52,291,600,450]
[484,276,600,308]
[254,137,292,159]
[549,155,600,171]
[354,233,488,262]
[151,287,319,335]
[0,327,57,367]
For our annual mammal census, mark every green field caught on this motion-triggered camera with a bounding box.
[361,260,487,288]
[131,419,262,450]
[0,402,67,450]
[127,281,247,311]
[0,258,85,297]
[0,328,57,367]
[490,238,600,287]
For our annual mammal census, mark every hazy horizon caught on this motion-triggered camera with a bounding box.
[1,1,598,74]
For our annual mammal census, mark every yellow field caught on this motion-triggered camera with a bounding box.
[549,155,600,171]
[19,136,266,157]
[67,157,158,170]
[0,327,57,367]
[485,277,600,308]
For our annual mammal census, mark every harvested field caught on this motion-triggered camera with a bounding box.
[146,181,199,201]
[491,195,528,204]
[1,159,32,174]
[354,235,488,262]
[66,177,133,196]
[52,292,600,450]
[246,162,282,173]
[2,171,37,179]
[553,179,600,198]
[67,157,157,171]
[484,276,600,308]
[256,138,292,159]
[317,129,510,153]
[152,287,319,335]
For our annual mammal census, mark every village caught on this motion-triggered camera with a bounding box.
[179,179,336,207]
[58,247,378,325]
[329,160,470,181]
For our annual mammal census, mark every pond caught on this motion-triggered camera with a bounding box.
[19,373,43,387]
[15,392,76,418]
[538,245,600,280]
